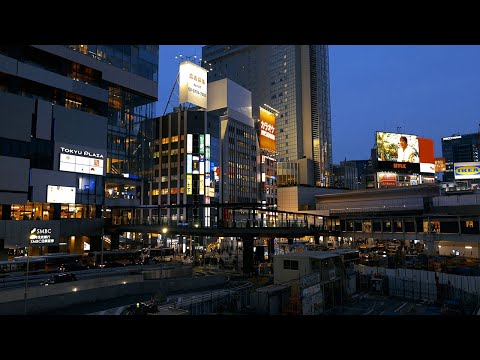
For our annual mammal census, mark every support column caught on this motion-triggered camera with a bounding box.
[110,233,120,250]
[288,238,294,251]
[241,235,255,275]
[314,234,320,245]
[1,205,11,220]
[90,236,102,252]
[425,236,436,256]
[267,237,275,259]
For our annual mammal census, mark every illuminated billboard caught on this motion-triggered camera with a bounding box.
[435,158,446,172]
[377,172,397,187]
[454,162,480,180]
[376,132,419,163]
[418,138,435,174]
[179,61,207,109]
[259,107,276,153]
[47,185,76,204]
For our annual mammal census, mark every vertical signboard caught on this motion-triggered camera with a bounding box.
[259,107,276,153]
[187,134,193,154]
[186,175,193,195]
[199,134,205,154]
[199,175,205,195]
[186,154,193,174]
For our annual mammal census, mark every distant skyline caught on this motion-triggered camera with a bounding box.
[158,45,480,164]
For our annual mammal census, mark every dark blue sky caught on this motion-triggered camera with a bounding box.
[158,45,480,164]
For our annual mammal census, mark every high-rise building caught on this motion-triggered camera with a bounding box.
[442,132,480,182]
[202,45,332,187]
[0,45,158,255]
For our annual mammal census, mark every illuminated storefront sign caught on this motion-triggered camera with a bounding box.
[377,172,397,187]
[30,227,55,245]
[179,61,208,109]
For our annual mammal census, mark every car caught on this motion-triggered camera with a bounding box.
[40,273,77,286]
[120,302,159,315]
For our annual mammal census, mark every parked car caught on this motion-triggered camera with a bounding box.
[40,273,77,286]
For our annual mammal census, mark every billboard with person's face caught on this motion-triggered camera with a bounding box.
[376,131,420,171]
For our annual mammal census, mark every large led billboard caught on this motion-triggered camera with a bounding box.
[47,185,76,204]
[179,61,207,109]
[259,107,276,153]
[376,132,419,163]
[376,131,420,172]
[454,162,480,180]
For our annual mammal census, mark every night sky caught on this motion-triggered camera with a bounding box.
[158,45,480,164]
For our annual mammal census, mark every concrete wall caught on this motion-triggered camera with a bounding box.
[36,99,53,140]
[0,92,35,142]
[53,105,107,149]
[0,156,29,204]
[0,271,227,315]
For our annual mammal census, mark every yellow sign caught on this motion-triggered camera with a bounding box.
[259,107,276,153]
[186,175,192,195]
[199,175,204,195]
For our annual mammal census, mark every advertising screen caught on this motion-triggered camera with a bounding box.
[259,107,276,153]
[376,131,419,163]
[47,185,76,204]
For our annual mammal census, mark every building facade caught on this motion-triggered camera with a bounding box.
[0,45,158,255]
[202,45,332,187]
[442,132,480,182]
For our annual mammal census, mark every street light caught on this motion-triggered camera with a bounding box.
[162,227,168,248]
[24,235,35,315]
